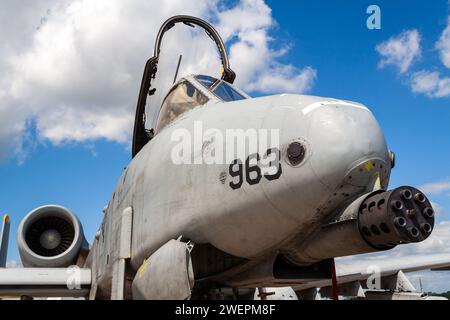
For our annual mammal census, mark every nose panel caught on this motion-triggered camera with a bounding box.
[308,104,389,189]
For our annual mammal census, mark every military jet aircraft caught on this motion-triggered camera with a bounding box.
[1,15,449,300]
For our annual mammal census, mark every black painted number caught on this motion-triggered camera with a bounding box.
[229,159,244,190]
[264,148,282,181]
[245,153,262,185]
[228,148,282,190]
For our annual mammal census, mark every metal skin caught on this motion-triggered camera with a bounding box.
[0,16,441,299]
[131,91,389,263]
[0,268,91,298]
[84,74,433,297]
[131,239,194,300]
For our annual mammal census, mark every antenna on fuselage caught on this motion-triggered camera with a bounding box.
[173,55,183,84]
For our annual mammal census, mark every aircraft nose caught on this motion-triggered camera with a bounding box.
[306,102,390,189]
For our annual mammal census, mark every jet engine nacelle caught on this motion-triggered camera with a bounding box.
[17,205,86,267]
[289,186,435,265]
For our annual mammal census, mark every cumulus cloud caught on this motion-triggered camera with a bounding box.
[217,0,317,94]
[436,17,450,69]
[401,221,450,255]
[408,13,450,99]
[410,70,450,98]
[0,0,61,160]
[338,221,450,292]
[376,29,421,74]
[431,202,446,217]
[363,221,450,258]
[419,179,450,196]
[376,24,450,99]
[344,221,450,260]
[0,0,317,161]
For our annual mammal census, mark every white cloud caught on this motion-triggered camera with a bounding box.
[410,70,450,98]
[419,179,450,196]
[376,23,450,98]
[436,17,450,69]
[351,221,450,259]
[338,221,450,292]
[376,23,450,99]
[376,29,421,74]
[216,0,273,41]
[402,221,450,255]
[36,107,133,145]
[365,221,450,259]
[0,0,317,161]
[431,202,446,216]
[217,0,317,94]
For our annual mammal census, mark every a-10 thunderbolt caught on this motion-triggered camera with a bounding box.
[0,16,449,300]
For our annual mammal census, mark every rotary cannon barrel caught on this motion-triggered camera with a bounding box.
[285,186,435,265]
[358,187,434,250]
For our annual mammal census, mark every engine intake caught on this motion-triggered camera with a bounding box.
[17,205,86,267]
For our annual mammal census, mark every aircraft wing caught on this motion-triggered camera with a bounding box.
[0,214,91,299]
[0,268,91,298]
[336,253,450,279]
[294,253,450,294]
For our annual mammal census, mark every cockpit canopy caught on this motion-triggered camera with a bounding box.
[156,75,248,132]
[132,16,240,157]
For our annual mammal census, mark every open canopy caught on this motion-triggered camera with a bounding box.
[132,16,237,158]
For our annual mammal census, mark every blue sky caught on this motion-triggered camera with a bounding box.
[1,0,450,292]
[267,0,450,223]
[267,0,450,181]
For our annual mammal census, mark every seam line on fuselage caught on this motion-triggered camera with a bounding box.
[302,101,369,115]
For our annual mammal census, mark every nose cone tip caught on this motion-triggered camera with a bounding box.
[308,103,389,188]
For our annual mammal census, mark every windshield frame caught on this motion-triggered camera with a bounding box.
[193,75,250,102]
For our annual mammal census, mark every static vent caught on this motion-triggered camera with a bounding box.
[25,216,75,257]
